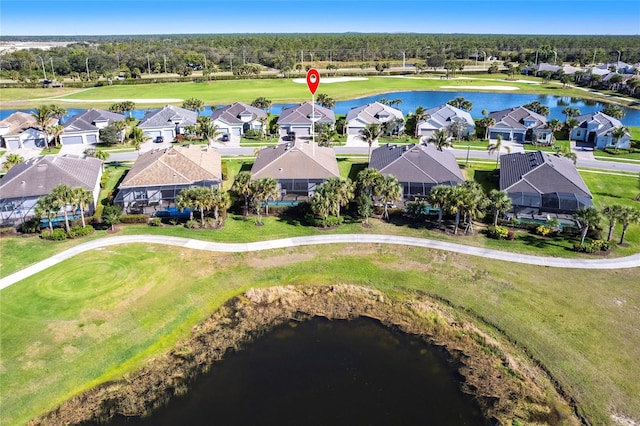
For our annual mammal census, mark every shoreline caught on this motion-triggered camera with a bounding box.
[29,285,580,425]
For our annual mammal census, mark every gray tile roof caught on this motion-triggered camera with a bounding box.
[138,105,198,129]
[345,102,403,124]
[277,102,335,126]
[251,141,339,180]
[63,108,125,132]
[370,143,464,185]
[489,106,547,131]
[0,155,102,199]
[575,111,627,137]
[0,111,57,136]
[210,102,267,125]
[499,151,591,198]
[419,104,475,129]
[119,145,221,188]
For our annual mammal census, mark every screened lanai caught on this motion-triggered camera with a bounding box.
[114,181,219,214]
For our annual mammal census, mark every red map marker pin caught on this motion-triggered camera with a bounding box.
[306,68,320,95]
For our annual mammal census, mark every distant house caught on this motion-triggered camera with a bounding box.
[60,108,126,146]
[570,112,631,149]
[487,106,551,145]
[499,151,592,214]
[276,102,335,139]
[211,102,268,138]
[251,141,339,198]
[416,104,475,140]
[0,155,102,226]
[369,143,464,198]
[114,145,222,214]
[138,105,198,142]
[345,102,404,136]
[0,111,56,150]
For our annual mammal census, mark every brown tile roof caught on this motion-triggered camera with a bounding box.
[251,141,339,180]
[0,111,57,136]
[119,145,222,188]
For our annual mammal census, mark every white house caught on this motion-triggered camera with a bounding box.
[570,112,631,149]
[138,105,198,142]
[60,108,126,146]
[345,102,404,136]
[486,106,551,145]
[210,102,268,137]
[417,104,475,140]
[0,112,55,150]
[276,102,335,139]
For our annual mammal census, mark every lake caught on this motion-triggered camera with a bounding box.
[2,90,639,125]
[105,317,488,425]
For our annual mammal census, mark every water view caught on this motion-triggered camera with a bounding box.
[106,317,488,426]
[2,90,639,125]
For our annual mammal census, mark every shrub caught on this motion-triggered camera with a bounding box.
[20,218,40,234]
[536,225,551,236]
[487,225,510,240]
[119,214,150,224]
[185,219,199,229]
[149,217,162,227]
[507,230,515,240]
[0,226,17,236]
[68,225,94,238]
[573,239,610,253]
[41,228,67,241]
[305,214,344,228]
[243,129,263,140]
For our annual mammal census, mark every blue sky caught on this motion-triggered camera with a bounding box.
[1,0,638,36]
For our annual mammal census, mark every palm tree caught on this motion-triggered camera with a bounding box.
[176,189,196,221]
[84,148,110,171]
[211,187,231,225]
[555,145,578,165]
[602,204,623,242]
[413,106,429,138]
[316,93,336,109]
[71,187,94,228]
[51,184,74,233]
[310,185,334,226]
[561,107,580,123]
[610,126,628,152]
[448,97,472,111]
[356,168,382,200]
[617,206,640,245]
[182,98,204,113]
[258,177,279,216]
[232,171,253,216]
[375,175,402,221]
[192,187,214,226]
[112,120,128,144]
[323,177,355,218]
[480,116,495,140]
[487,135,510,169]
[34,194,62,232]
[128,127,149,153]
[427,128,451,151]
[357,123,383,162]
[488,189,512,226]
[573,206,601,245]
[200,119,222,146]
[565,117,579,143]
[459,181,488,234]
[546,118,563,145]
[31,105,53,150]
[427,185,452,225]
[47,124,64,147]
[448,185,467,235]
[2,153,25,172]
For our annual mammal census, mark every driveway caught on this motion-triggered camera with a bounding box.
[2,234,639,290]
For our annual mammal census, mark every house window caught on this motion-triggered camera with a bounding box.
[133,190,146,200]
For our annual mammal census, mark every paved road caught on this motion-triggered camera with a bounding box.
[2,234,639,290]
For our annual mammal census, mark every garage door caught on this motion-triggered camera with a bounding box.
[21,136,45,149]
[292,127,310,136]
[347,126,363,135]
[162,130,174,142]
[61,135,83,145]
[86,134,97,144]
[231,128,241,136]
[145,130,162,140]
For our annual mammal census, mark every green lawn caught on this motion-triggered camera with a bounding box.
[1,242,638,426]
[2,75,631,110]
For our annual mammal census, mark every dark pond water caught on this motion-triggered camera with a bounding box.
[2,90,639,125]
[106,317,488,426]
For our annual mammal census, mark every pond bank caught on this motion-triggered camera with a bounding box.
[30,285,580,426]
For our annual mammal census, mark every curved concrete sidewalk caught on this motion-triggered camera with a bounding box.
[1,234,639,290]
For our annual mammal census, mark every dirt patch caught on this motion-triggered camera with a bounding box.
[30,285,580,426]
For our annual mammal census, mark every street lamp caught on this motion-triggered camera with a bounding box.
[36,55,47,80]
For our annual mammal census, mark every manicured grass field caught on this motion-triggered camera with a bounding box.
[1,242,638,426]
[1,75,627,110]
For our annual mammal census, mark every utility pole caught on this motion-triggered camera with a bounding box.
[163,55,167,74]
[85,57,90,81]
[401,50,406,68]
[147,54,151,74]
[50,57,55,80]
[230,53,233,74]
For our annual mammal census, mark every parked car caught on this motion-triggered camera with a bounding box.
[220,134,229,142]
[154,136,164,143]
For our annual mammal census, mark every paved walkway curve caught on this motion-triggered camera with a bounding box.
[2,234,640,290]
